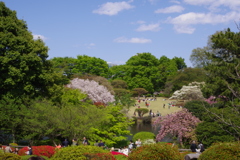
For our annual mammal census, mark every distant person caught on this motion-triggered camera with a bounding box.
[135,139,142,147]
[62,139,69,147]
[72,139,78,146]
[4,144,12,153]
[94,140,99,146]
[98,140,104,148]
[28,145,32,155]
[83,137,89,145]
[198,142,205,153]
[163,104,165,108]
[190,141,197,152]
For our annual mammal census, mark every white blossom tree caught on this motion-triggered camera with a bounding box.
[66,78,115,104]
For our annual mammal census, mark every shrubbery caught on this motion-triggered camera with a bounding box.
[199,142,240,160]
[50,145,108,160]
[0,152,21,160]
[21,155,49,160]
[132,131,155,142]
[18,145,55,158]
[128,143,181,160]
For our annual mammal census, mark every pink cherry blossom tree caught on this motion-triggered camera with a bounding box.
[66,78,115,104]
[154,109,201,145]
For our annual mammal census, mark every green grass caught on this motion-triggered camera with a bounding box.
[127,97,182,117]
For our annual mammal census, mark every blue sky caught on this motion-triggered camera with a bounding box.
[2,0,240,67]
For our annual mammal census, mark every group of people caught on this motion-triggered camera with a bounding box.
[0,144,32,155]
[117,139,142,156]
[190,141,205,153]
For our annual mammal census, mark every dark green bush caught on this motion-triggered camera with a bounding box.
[128,143,181,160]
[132,131,155,142]
[199,142,240,160]
[50,145,108,160]
[0,153,21,160]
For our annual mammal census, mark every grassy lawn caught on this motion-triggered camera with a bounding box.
[127,97,182,117]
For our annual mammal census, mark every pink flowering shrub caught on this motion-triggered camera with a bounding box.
[67,78,115,104]
[205,96,217,104]
[154,109,201,144]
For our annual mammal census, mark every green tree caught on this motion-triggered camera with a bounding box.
[126,52,160,66]
[0,2,60,99]
[172,56,187,70]
[164,68,206,94]
[89,105,133,147]
[111,79,128,89]
[72,55,109,78]
[50,57,77,79]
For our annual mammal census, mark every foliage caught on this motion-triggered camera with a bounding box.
[134,108,149,117]
[164,68,206,94]
[89,105,134,147]
[111,80,128,89]
[50,145,108,160]
[21,155,49,160]
[132,88,148,96]
[113,89,129,97]
[126,52,160,67]
[128,143,181,160]
[113,154,128,160]
[83,152,116,160]
[67,78,115,104]
[0,153,21,160]
[0,2,63,99]
[196,121,235,148]
[72,55,109,78]
[114,93,135,112]
[172,56,187,70]
[199,142,240,160]
[50,56,76,79]
[184,100,211,120]
[18,146,55,158]
[132,132,155,142]
[154,109,201,145]
[22,99,106,143]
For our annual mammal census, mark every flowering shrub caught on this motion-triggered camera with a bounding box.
[154,109,201,144]
[199,142,240,160]
[128,143,181,160]
[51,145,108,160]
[18,145,55,158]
[67,78,115,104]
[113,154,128,160]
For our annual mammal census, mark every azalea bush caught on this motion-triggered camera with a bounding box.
[51,145,108,160]
[21,155,49,160]
[199,142,240,160]
[128,143,181,160]
[18,145,55,158]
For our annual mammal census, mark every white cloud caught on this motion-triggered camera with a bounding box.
[155,5,184,14]
[114,37,152,43]
[170,0,181,4]
[183,0,240,11]
[136,23,160,32]
[168,11,240,34]
[84,43,96,49]
[93,1,134,16]
[33,34,46,41]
